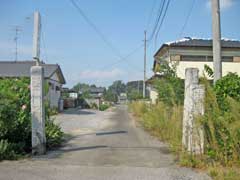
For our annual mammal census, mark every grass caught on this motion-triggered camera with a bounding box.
[129,101,182,152]
[129,99,240,180]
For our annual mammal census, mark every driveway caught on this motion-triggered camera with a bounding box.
[0,105,210,180]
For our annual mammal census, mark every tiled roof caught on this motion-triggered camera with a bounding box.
[0,61,66,84]
[165,38,240,48]
[154,38,240,57]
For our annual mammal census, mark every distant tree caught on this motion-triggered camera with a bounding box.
[126,80,143,96]
[72,83,90,93]
[103,89,118,102]
[108,80,126,96]
[127,88,143,101]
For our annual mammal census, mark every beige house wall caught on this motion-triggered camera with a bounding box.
[149,88,158,104]
[154,48,240,79]
[175,61,240,79]
[46,73,62,109]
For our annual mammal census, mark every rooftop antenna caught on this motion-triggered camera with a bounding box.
[13,26,22,61]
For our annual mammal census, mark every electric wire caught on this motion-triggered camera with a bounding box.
[179,0,196,38]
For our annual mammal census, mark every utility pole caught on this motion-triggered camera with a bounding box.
[33,11,41,65]
[211,0,222,83]
[143,30,147,98]
[13,26,22,61]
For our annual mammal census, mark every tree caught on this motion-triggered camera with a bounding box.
[103,89,118,102]
[108,80,126,96]
[127,88,143,101]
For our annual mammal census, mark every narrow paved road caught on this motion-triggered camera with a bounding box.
[0,105,210,180]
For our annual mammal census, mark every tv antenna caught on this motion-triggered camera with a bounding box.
[12,26,22,61]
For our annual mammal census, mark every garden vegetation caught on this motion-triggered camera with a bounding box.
[0,78,63,160]
[129,63,240,180]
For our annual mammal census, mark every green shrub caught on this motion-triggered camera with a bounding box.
[90,103,98,109]
[214,73,240,111]
[46,118,63,149]
[0,78,63,160]
[153,61,184,106]
[99,104,110,111]
[200,80,240,164]
[0,140,18,160]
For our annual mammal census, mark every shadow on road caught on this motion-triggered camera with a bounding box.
[62,108,96,115]
[96,130,127,136]
[65,130,128,141]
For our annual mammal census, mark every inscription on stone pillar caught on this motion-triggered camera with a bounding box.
[31,66,46,155]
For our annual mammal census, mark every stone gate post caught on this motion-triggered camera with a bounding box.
[183,68,204,154]
[31,66,46,155]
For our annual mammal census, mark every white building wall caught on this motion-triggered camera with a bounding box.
[167,48,240,79]
[46,72,62,109]
[175,61,240,79]
[149,89,158,104]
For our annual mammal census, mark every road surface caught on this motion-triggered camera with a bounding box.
[0,105,210,180]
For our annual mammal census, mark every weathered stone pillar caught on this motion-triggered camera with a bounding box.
[31,66,46,155]
[188,84,205,154]
[183,68,204,154]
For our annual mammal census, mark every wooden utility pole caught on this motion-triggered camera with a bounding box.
[211,0,222,83]
[143,30,147,98]
[33,11,41,65]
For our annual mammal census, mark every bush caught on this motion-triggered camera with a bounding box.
[214,73,240,111]
[46,118,63,149]
[153,61,184,106]
[99,104,110,111]
[0,140,17,160]
[200,79,240,165]
[0,78,63,160]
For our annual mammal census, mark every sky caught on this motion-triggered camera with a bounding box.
[0,0,239,88]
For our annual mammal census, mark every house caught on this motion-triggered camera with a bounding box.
[148,38,240,104]
[0,61,66,109]
[89,87,105,99]
[86,87,105,108]
[118,93,127,104]
[153,38,240,79]
[146,73,163,104]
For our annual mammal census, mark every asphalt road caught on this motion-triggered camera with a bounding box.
[0,105,211,180]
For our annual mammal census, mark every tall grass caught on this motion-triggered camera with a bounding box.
[129,81,240,179]
[200,80,240,166]
[129,102,182,152]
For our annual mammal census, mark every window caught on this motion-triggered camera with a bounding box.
[181,55,233,62]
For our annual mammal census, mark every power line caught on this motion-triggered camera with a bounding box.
[69,0,145,73]
[148,0,166,43]
[145,0,157,30]
[179,0,196,38]
[154,0,171,46]
[99,44,144,71]
[69,0,123,59]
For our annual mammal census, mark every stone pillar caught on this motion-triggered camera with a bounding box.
[31,66,46,155]
[182,68,199,149]
[183,68,204,154]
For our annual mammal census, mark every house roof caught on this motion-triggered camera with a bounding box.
[154,38,240,57]
[0,61,66,84]
[146,73,164,84]
[90,87,105,94]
